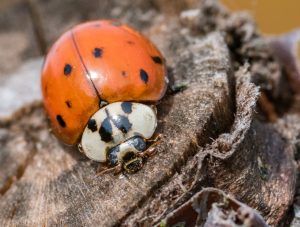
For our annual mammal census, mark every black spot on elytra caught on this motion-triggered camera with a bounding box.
[64,64,72,76]
[151,56,163,64]
[56,115,66,128]
[121,71,127,77]
[65,100,72,108]
[140,69,149,84]
[93,48,103,58]
[111,115,132,134]
[121,102,132,114]
[99,118,113,142]
[127,40,135,45]
[87,119,97,132]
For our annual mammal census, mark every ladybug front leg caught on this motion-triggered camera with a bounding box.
[96,163,122,176]
[146,133,162,144]
[138,147,156,159]
[139,134,162,159]
[137,134,162,159]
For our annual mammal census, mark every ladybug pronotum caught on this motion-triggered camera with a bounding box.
[41,20,168,173]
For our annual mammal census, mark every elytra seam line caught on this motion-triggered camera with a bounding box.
[71,30,102,103]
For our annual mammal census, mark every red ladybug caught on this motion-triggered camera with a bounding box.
[41,20,168,147]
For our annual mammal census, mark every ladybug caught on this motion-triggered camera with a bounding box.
[41,20,168,173]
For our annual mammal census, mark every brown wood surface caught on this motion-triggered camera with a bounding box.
[0,24,234,226]
[0,0,298,226]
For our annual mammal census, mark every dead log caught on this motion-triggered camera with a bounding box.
[162,187,268,227]
[0,1,297,226]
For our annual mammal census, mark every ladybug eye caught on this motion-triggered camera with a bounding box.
[93,48,103,58]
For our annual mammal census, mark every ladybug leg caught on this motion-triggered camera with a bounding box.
[77,143,84,153]
[168,82,188,95]
[112,164,123,175]
[146,133,162,144]
[149,105,157,114]
[96,164,108,174]
[96,163,122,176]
[138,146,156,159]
[139,134,162,159]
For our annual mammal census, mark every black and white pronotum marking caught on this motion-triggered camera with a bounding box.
[80,102,157,172]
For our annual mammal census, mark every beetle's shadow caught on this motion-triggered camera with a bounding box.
[156,66,176,134]
[60,143,108,174]
[60,142,90,162]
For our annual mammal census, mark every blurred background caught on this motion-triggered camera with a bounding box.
[222,0,300,35]
[0,0,300,78]
[1,0,300,108]
[0,0,199,78]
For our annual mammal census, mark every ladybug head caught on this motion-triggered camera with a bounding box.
[122,151,143,173]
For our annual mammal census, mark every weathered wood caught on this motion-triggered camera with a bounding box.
[0,58,42,119]
[123,65,296,227]
[0,22,234,227]
[162,188,268,227]
[0,0,298,226]
[29,0,196,48]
